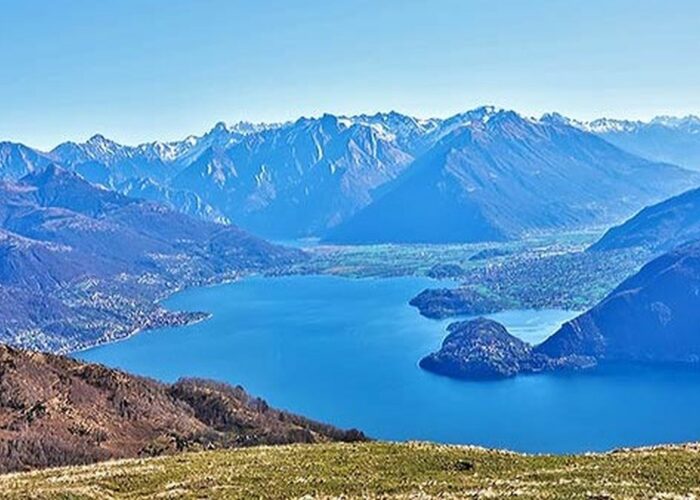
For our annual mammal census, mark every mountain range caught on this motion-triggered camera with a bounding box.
[546,114,700,171]
[3,107,699,243]
[0,165,303,353]
[328,111,694,243]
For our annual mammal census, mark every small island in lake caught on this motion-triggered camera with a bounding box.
[420,318,594,380]
[421,240,700,380]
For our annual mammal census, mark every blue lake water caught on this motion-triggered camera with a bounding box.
[78,275,700,454]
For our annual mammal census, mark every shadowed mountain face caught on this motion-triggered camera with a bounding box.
[0,344,365,473]
[590,187,700,253]
[0,165,304,352]
[3,108,697,242]
[537,241,700,363]
[327,112,697,243]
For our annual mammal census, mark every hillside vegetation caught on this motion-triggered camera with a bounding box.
[1,441,699,499]
[0,345,363,474]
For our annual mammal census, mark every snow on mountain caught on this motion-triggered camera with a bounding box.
[326,109,699,244]
[545,113,700,170]
[3,107,700,238]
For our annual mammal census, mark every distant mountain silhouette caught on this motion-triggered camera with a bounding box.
[547,113,700,171]
[590,187,700,253]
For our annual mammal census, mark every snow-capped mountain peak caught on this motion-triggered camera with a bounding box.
[649,115,700,129]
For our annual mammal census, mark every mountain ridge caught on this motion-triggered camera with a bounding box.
[0,165,304,353]
[543,113,700,170]
[589,186,700,253]
[0,343,364,473]
[327,110,697,243]
[3,108,700,241]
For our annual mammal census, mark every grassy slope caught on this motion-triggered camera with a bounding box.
[1,442,699,499]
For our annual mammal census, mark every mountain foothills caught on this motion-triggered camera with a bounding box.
[2,107,699,242]
[0,166,303,353]
[590,185,700,253]
[421,240,700,380]
[0,344,364,473]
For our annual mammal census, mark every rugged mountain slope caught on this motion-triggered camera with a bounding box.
[0,124,271,222]
[0,165,304,352]
[0,165,300,279]
[0,344,364,473]
[173,114,415,238]
[537,240,700,363]
[327,111,697,244]
[0,142,53,180]
[117,177,229,223]
[589,186,700,252]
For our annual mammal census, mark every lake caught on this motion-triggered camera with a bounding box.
[78,274,700,453]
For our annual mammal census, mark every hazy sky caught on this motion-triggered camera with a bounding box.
[2,0,699,149]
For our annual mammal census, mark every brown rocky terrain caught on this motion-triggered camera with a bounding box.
[0,344,365,473]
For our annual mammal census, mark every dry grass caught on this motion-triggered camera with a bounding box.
[1,441,700,499]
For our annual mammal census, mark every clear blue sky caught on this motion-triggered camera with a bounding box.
[2,0,699,149]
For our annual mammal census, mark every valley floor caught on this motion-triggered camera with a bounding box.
[2,442,699,499]
[294,232,649,315]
